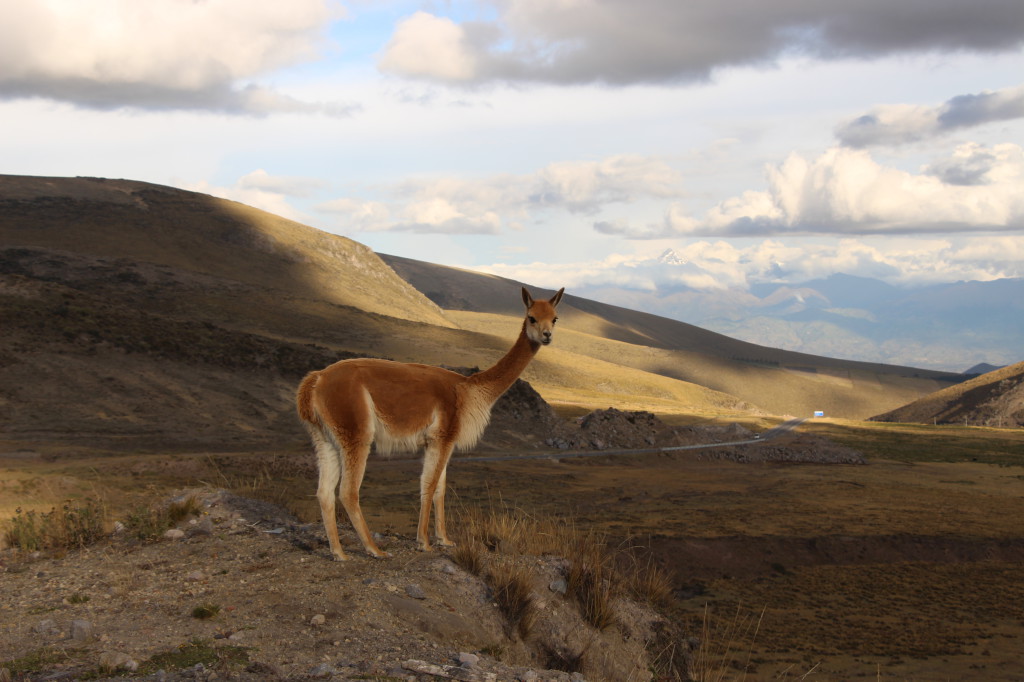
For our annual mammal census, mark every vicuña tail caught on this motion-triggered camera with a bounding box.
[296,371,321,425]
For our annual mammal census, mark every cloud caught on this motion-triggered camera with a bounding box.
[317,197,392,231]
[317,154,683,234]
[377,12,480,82]
[186,175,311,223]
[379,0,1024,86]
[238,170,326,198]
[601,144,1024,239]
[475,236,1024,298]
[0,0,356,115]
[837,85,1024,147]
[924,142,1023,186]
[319,193,501,235]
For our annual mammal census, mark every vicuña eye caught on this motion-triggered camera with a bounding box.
[553,318,558,324]
[528,316,537,324]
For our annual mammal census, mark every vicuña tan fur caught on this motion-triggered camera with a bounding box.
[296,286,565,560]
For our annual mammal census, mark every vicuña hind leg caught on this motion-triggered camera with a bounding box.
[312,430,347,561]
[339,443,387,558]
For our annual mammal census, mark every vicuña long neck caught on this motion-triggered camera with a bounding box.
[467,322,540,403]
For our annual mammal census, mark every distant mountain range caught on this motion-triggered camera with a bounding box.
[574,251,1024,373]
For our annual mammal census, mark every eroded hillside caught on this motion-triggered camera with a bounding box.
[872,360,1024,427]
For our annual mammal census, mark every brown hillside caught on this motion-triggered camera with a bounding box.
[0,174,453,329]
[872,360,1024,427]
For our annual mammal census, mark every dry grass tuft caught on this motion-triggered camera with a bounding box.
[560,527,623,631]
[619,546,676,607]
[566,549,618,631]
[487,560,538,640]
[692,603,765,682]
[454,499,565,557]
[451,538,486,576]
[454,502,625,632]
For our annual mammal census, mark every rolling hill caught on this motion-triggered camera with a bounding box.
[0,174,966,456]
[380,253,964,419]
[872,361,1024,428]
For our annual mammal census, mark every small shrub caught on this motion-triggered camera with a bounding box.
[124,495,201,541]
[67,592,90,604]
[2,646,82,678]
[542,643,585,674]
[3,499,106,552]
[191,603,221,620]
[123,507,168,540]
[167,495,203,524]
[138,637,248,676]
[479,643,504,659]
[5,507,44,551]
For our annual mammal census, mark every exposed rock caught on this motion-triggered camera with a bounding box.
[186,517,214,537]
[69,619,93,643]
[33,618,58,635]
[98,651,138,673]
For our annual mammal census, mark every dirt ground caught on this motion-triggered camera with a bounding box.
[4,411,1024,680]
[0,488,671,682]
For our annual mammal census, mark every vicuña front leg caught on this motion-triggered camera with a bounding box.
[418,443,455,551]
[433,466,456,547]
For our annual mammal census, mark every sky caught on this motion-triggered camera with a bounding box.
[3,0,1024,301]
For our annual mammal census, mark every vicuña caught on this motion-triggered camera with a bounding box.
[296,286,565,560]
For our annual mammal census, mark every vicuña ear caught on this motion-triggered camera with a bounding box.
[549,287,565,307]
[522,287,535,309]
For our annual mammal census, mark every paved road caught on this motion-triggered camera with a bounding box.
[455,417,808,464]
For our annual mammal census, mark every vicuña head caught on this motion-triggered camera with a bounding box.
[296,286,565,560]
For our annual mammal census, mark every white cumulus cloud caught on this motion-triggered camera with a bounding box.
[602,144,1024,239]
[0,0,355,114]
[378,12,479,82]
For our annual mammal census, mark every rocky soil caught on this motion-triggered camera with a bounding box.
[0,489,680,682]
